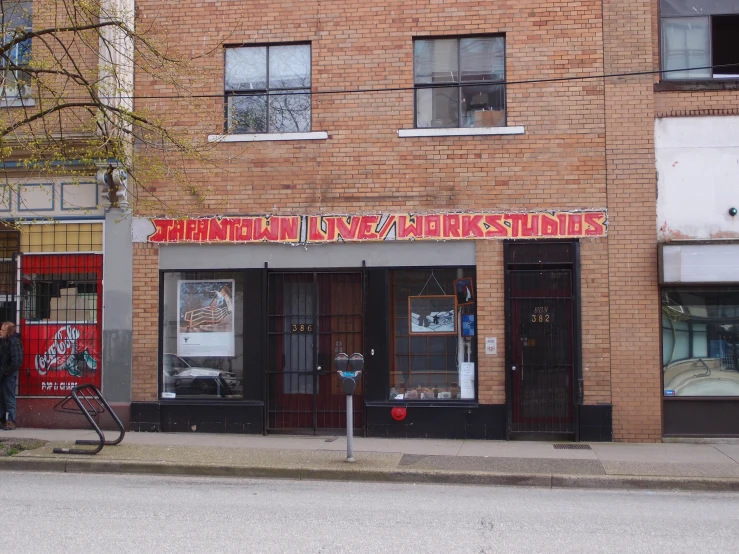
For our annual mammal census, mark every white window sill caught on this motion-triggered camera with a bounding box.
[0,97,35,108]
[208,131,328,143]
[398,127,525,138]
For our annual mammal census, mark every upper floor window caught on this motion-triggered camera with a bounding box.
[224,44,311,133]
[0,1,32,99]
[660,0,739,80]
[413,36,505,129]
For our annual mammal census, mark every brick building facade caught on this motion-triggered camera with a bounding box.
[654,2,739,436]
[122,0,739,441]
[1,0,134,429]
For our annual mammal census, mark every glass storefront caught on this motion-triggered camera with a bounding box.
[161,271,244,399]
[389,268,476,401]
[159,267,476,404]
[662,288,739,397]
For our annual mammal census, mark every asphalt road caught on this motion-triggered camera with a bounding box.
[2,472,739,553]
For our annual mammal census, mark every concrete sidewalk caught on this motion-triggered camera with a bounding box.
[2,428,739,492]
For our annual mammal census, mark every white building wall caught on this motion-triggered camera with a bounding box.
[656,116,739,240]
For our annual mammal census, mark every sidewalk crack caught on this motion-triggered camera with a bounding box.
[714,446,739,465]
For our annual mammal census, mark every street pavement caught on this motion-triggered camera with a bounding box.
[6,472,739,553]
[2,428,739,492]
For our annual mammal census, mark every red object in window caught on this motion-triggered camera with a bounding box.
[391,407,407,421]
[23,322,101,396]
[18,253,104,396]
[21,253,103,275]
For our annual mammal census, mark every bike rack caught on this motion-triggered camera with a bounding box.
[52,384,125,455]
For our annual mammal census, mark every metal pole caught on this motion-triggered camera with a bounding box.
[345,393,355,463]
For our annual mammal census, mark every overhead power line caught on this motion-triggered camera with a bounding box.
[5,64,735,103]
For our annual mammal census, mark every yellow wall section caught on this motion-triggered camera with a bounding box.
[20,223,103,253]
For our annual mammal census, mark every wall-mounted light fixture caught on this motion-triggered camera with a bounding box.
[729,207,737,217]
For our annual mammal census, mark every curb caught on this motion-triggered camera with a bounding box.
[3,457,739,492]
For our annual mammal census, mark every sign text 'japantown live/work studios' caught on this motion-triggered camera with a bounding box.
[146,211,608,244]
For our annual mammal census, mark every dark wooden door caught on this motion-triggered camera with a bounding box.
[267,272,363,433]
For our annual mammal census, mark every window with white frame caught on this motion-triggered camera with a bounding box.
[660,0,739,80]
[414,36,505,129]
[224,44,311,133]
[0,1,32,99]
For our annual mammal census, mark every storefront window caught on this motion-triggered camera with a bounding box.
[662,288,739,397]
[161,271,244,399]
[389,268,476,401]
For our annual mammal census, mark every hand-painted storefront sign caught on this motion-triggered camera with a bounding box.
[24,323,101,395]
[146,211,607,244]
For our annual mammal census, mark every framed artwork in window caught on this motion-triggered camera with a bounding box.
[408,295,457,335]
[454,277,475,306]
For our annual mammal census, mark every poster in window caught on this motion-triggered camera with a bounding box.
[454,277,475,306]
[459,362,475,399]
[25,323,101,396]
[177,279,235,357]
[408,295,457,335]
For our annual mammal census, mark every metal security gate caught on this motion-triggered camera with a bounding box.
[267,272,364,433]
[506,243,577,438]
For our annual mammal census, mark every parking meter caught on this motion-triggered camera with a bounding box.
[336,353,362,394]
[335,353,363,462]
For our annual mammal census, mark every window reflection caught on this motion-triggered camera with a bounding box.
[414,36,506,129]
[225,44,311,133]
[662,289,739,397]
[161,272,244,399]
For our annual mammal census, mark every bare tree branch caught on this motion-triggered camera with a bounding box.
[0,0,233,216]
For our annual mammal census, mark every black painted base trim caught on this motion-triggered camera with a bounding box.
[129,401,265,434]
[664,399,739,437]
[509,432,575,441]
[130,402,161,432]
[578,404,613,442]
[130,401,615,440]
[366,404,506,440]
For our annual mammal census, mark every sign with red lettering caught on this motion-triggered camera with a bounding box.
[23,323,101,395]
[147,211,607,244]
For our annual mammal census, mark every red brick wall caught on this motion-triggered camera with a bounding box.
[655,90,739,117]
[133,0,608,218]
[132,243,159,401]
[475,240,505,405]
[131,0,666,440]
[580,238,612,405]
[602,0,661,441]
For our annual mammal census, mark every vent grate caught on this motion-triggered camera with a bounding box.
[553,443,591,450]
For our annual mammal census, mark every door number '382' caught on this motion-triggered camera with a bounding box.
[531,306,551,323]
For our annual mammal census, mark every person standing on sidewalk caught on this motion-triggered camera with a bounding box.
[0,322,23,431]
